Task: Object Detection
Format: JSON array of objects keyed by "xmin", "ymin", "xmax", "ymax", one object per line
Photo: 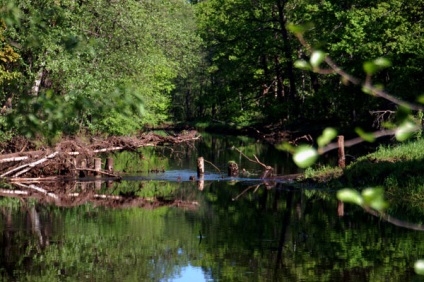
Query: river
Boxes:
[{"xmin": 1, "ymin": 133, "xmax": 423, "ymax": 281}]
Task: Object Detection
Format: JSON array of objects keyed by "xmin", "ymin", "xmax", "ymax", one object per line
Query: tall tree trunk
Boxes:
[
  {"xmin": 274, "ymin": 55, "xmax": 284, "ymax": 101},
  {"xmin": 310, "ymin": 71, "xmax": 320, "ymax": 94},
  {"xmin": 276, "ymin": 0, "xmax": 297, "ymax": 113},
  {"xmin": 185, "ymin": 89, "xmax": 192, "ymax": 121}
]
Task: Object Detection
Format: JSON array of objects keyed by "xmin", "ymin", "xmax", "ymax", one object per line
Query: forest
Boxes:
[
  {"xmin": 0, "ymin": 0, "xmax": 423, "ymax": 140},
  {"xmin": 1, "ymin": 1, "xmax": 424, "ymax": 280}
]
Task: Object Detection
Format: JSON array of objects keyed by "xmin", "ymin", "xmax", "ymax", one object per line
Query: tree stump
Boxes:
[
  {"xmin": 79, "ymin": 159, "xmax": 87, "ymax": 178},
  {"xmin": 228, "ymin": 161, "xmax": 239, "ymax": 177},
  {"xmin": 106, "ymin": 157, "xmax": 114, "ymax": 172},
  {"xmin": 197, "ymin": 157, "xmax": 204, "ymax": 178},
  {"xmin": 338, "ymin": 135, "xmax": 346, "ymax": 168},
  {"xmin": 94, "ymin": 158, "xmax": 102, "ymax": 178}
]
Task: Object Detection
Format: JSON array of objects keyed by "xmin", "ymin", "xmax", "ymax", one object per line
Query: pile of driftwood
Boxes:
[
  {"xmin": 0, "ymin": 131, "xmax": 201, "ymax": 209},
  {"xmin": 0, "ymin": 130, "xmax": 200, "ymax": 181}
]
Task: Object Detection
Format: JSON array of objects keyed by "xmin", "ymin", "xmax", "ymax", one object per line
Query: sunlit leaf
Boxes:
[
  {"xmin": 415, "ymin": 260, "xmax": 424, "ymax": 275},
  {"xmin": 363, "ymin": 58, "xmax": 391, "ymax": 75},
  {"xmin": 362, "ymin": 187, "xmax": 387, "ymax": 211},
  {"xmin": 294, "ymin": 60, "xmax": 311, "ymax": 71},
  {"xmin": 286, "ymin": 22, "xmax": 314, "ymax": 34},
  {"xmin": 381, "ymin": 121, "xmax": 395, "ymax": 129},
  {"xmin": 363, "ymin": 61, "xmax": 378, "ymax": 75},
  {"xmin": 317, "ymin": 127, "xmax": 337, "ymax": 147},
  {"xmin": 395, "ymin": 120, "xmax": 418, "ymax": 141},
  {"xmin": 337, "ymin": 188, "xmax": 364, "ymax": 206},
  {"xmin": 417, "ymin": 95, "xmax": 424, "ymax": 104},
  {"xmin": 374, "ymin": 57, "xmax": 392, "ymax": 68},
  {"xmin": 293, "ymin": 145, "xmax": 318, "ymax": 168},
  {"xmin": 355, "ymin": 128, "xmax": 375, "ymax": 142},
  {"xmin": 276, "ymin": 142, "xmax": 295, "ymax": 153},
  {"xmin": 361, "ymin": 86, "xmax": 374, "ymax": 95},
  {"xmin": 310, "ymin": 51, "xmax": 326, "ymax": 68},
  {"xmin": 395, "ymin": 106, "xmax": 411, "ymax": 123}
]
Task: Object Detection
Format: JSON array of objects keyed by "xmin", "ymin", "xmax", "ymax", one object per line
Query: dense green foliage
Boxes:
[
  {"xmin": 184, "ymin": 0, "xmax": 424, "ymax": 129},
  {"xmin": 1, "ymin": 0, "xmax": 423, "ymax": 138},
  {"xmin": 0, "ymin": 0, "xmax": 202, "ymax": 137}
]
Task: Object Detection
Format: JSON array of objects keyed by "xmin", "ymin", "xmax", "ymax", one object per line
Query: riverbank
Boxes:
[{"xmin": 301, "ymin": 138, "xmax": 424, "ymax": 190}]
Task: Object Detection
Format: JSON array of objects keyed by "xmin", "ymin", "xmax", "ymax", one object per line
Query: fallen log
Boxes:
[{"xmin": 1, "ymin": 152, "xmax": 59, "ymax": 178}]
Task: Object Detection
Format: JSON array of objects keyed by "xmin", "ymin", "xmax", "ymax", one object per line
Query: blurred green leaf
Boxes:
[
  {"xmin": 395, "ymin": 120, "xmax": 418, "ymax": 141},
  {"xmin": 294, "ymin": 60, "xmax": 312, "ymax": 71},
  {"xmin": 362, "ymin": 187, "xmax": 387, "ymax": 211},
  {"xmin": 310, "ymin": 51, "xmax": 326, "ymax": 68},
  {"xmin": 374, "ymin": 57, "xmax": 392, "ymax": 68},
  {"xmin": 317, "ymin": 127, "xmax": 337, "ymax": 147},
  {"xmin": 363, "ymin": 62, "xmax": 378, "ymax": 75},
  {"xmin": 286, "ymin": 22, "xmax": 314, "ymax": 34},
  {"xmin": 337, "ymin": 188, "xmax": 364, "ymax": 206},
  {"xmin": 363, "ymin": 57, "xmax": 391, "ymax": 75},
  {"xmin": 293, "ymin": 145, "xmax": 318, "ymax": 168},
  {"xmin": 361, "ymin": 85, "xmax": 374, "ymax": 95},
  {"xmin": 276, "ymin": 142, "xmax": 295, "ymax": 153},
  {"xmin": 415, "ymin": 260, "xmax": 424, "ymax": 275},
  {"xmin": 395, "ymin": 106, "xmax": 412, "ymax": 123},
  {"xmin": 355, "ymin": 127, "xmax": 376, "ymax": 142}
]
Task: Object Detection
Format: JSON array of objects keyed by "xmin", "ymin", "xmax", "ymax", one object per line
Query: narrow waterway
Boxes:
[{"xmin": 0, "ymin": 133, "xmax": 423, "ymax": 281}]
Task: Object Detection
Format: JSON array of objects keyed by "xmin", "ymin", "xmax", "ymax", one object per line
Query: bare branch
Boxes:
[
  {"xmin": 203, "ymin": 159, "xmax": 221, "ymax": 174},
  {"xmin": 232, "ymin": 146, "xmax": 268, "ymax": 169},
  {"xmin": 295, "ymin": 33, "xmax": 424, "ymax": 111},
  {"xmin": 318, "ymin": 129, "xmax": 397, "ymax": 155}
]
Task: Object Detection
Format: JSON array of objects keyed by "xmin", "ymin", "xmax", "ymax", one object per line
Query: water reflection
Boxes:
[
  {"xmin": 169, "ymin": 264, "xmax": 209, "ymax": 282},
  {"xmin": 1, "ymin": 134, "xmax": 424, "ymax": 281},
  {"xmin": 1, "ymin": 180, "xmax": 424, "ymax": 281}
]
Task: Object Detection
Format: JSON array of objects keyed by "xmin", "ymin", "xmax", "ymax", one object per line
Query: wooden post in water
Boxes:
[
  {"xmin": 72, "ymin": 158, "xmax": 78, "ymax": 178},
  {"xmin": 337, "ymin": 200, "xmax": 344, "ymax": 217},
  {"xmin": 338, "ymin": 135, "xmax": 346, "ymax": 169},
  {"xmin": 197, "ymin": 179, "xmax": 204, "ymax": 191},
  {"xmin": 94, "ymin": 158, "xmax": 102, "ymax": 178},
  {"xmin": 197, "ymin": 157, "xmax": 204, "ymax": 178},
  {"xmin": 80, "ymin": 159, "xmax": 87, "ymax": 178},
  {"xmin": 105, "ymin": 157, "xmax": 114, "ymax": 172}
]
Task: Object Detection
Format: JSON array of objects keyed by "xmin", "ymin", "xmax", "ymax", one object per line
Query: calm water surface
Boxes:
[{"xmin": 1, "ymin": 134, "xmax": 424, "ymax": 281}]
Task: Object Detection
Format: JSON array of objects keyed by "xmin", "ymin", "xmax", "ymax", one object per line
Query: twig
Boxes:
[
  {"xmin": 204, "ymin": 159, "xmax": 221, "ymax": 173},
  {"xmin": 295, "ymin": 32, "xmax": 424, "ymax": 111},
  {"xmin": 318, "ymin": 129, "xmax": 396, "ymax": 155},
  {"xmin": 74, "ymin": 168, "xmax": 121, "ymax": 178},
  {"xmin": 232, "ymin": 184, "xmax": 262, "ymax": 201},
  {"xmin": 232, "ymin": 147, "xmax": 268, "ymax": 169},
  {"xmin": 364, "ymin": 206, "xmax": 424, "ymax": 231}
]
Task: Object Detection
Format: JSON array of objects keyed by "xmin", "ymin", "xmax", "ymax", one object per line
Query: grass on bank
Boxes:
[{"xmin": 303, "ymin": 138, "xmax": 424, "ymax": 189}]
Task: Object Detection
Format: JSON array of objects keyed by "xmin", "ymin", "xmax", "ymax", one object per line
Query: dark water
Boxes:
[{"xmin": 1, "ymin": 134, "xmax": 424, "ymax": 281}]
